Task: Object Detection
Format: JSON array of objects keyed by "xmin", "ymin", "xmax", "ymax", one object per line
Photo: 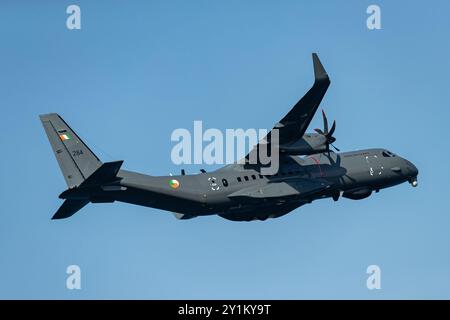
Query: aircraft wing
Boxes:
[
  {"xmin": 227, "ymin": 178, "xmax": 332, "ymax": 201},
  {"xmin": 246, "ymin": 53, "xmax": 330, "ymax": 161}
]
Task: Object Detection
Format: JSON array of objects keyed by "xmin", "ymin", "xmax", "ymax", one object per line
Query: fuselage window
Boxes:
[
  {"xmin": 258, "ymin": 174, "xmax": 263, "ymax": 179},
  {"xmin": 251, "ymin": 175, "xmax": 256, "ymax": 180},
  {"xmin": 222, "ymin": 179, "xmax": 228, "ymax": 187},
  {"xmin": 237, "ymin": 177, "xmax": 242, "ymax": 182},
  {"xmin": 382, "ymin": 151, "xmax": 395, "ymax": 157},
  {"xmin": 244, "ymin": 176, "xmax": 249, "ymax": 181}
]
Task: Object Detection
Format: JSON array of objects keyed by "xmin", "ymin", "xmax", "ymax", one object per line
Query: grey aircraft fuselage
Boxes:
[
  {"xmin": 64, "ymin": 148, "xmax": 417, "ymax": 221},
  {"xmin": 40, "ymin": 53, "xmax": 418, "ymax": 221}
]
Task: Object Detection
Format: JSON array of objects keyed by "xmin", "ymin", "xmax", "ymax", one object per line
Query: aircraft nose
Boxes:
[
  {"xmin": 404, "ymin": 159, "xmax": 418, "ymax": 176},
  {"xmin": 403, "ymin": 158, "xmax": 418, "ymax": 187}
]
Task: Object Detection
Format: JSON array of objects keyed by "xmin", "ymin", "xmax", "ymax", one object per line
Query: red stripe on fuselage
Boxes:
[{"xmin": 310, "ymin": 156, "xmax": 325, "ymax": 177}]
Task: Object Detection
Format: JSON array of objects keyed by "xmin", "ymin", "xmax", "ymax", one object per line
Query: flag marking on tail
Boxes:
[{"xmin": 59, "ymin": 134, "xmax": 71, "ymax": 141}]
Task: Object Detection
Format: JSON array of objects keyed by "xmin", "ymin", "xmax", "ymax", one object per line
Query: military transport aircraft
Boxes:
[{"xmin": 40, "ymin": 53, "xmax": 418, "ymax": 221}]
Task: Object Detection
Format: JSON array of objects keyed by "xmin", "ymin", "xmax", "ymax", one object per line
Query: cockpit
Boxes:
[{"xmin": 382, "ymin": 150, "xmax": 396, "ymax": 157}]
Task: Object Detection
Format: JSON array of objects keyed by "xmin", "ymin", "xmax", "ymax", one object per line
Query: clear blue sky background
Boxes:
[{"xmin": 1, "ymin": 0, "xmax": 449, "ymax": 299}]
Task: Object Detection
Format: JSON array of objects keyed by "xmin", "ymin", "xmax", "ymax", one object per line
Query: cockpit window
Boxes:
[{"xmin": 382, "ymin": 150, "xmax": 396, "ymax": 157}]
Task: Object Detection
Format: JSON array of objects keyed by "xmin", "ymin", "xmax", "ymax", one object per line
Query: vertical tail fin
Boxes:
[{"xmin": 39, "ymin": 113, "xmax": 102, "ymax": 188}]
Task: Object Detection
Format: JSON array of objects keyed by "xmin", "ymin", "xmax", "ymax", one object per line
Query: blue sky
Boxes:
[{"xmin": 0, "ymin": 0, "xmax": 449, "ymax": 299}]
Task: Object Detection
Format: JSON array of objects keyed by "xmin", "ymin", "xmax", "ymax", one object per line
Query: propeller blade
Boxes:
[
  {"xmin": 314, "ymin": 128, "xmax": 324, "ymax": 135},
  {"xmin": 331, "ymin": 143, "xmax": 340, "ymax": 152},
  {"xmin": 315, "ymin": 111, "xmax": 338, "ymax": 152},
  {"xmin": 322, "ymin": 110, "xmax": 329, "ymax": 134},
  {"xmin": 328, "ymin": 120, "xmax": 336, "ymax": 137}
]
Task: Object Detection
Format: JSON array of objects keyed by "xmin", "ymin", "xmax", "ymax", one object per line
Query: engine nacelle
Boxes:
[
  {"xmin": 279, "ymin": 133, "xmax": 327, "ymax": 155},
  {"xmin": 342, "ymin": 188, "xmax": 372, "ymax": 200}
]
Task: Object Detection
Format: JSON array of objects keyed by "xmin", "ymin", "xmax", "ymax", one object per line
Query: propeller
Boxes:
[{"xmin": 314, "ymin": 110, "xmax": 340, "ymax": 151}]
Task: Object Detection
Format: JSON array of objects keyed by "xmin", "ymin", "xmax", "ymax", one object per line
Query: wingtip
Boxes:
[{"xmin": 312, "ymin": 53, "xmax": 329, "ymax": 82}]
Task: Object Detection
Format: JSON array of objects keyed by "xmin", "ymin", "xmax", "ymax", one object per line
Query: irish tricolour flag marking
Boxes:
[
  {"xmin": 59, "ymin": 134, "xmax": 71, "ymax": 141},
  {"xmin": 169, "ymin": 179, "xmax": 180, "ymax": 189}
]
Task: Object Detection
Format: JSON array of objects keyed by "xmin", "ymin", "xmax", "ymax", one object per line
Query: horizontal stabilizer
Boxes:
[
  {"xmin": 81, "ymin": 161, "xmax": 124, "ymax": 186},
  {"xmin": 52, "ymin": 199, "xmax": 89, "ymax": 220}
]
